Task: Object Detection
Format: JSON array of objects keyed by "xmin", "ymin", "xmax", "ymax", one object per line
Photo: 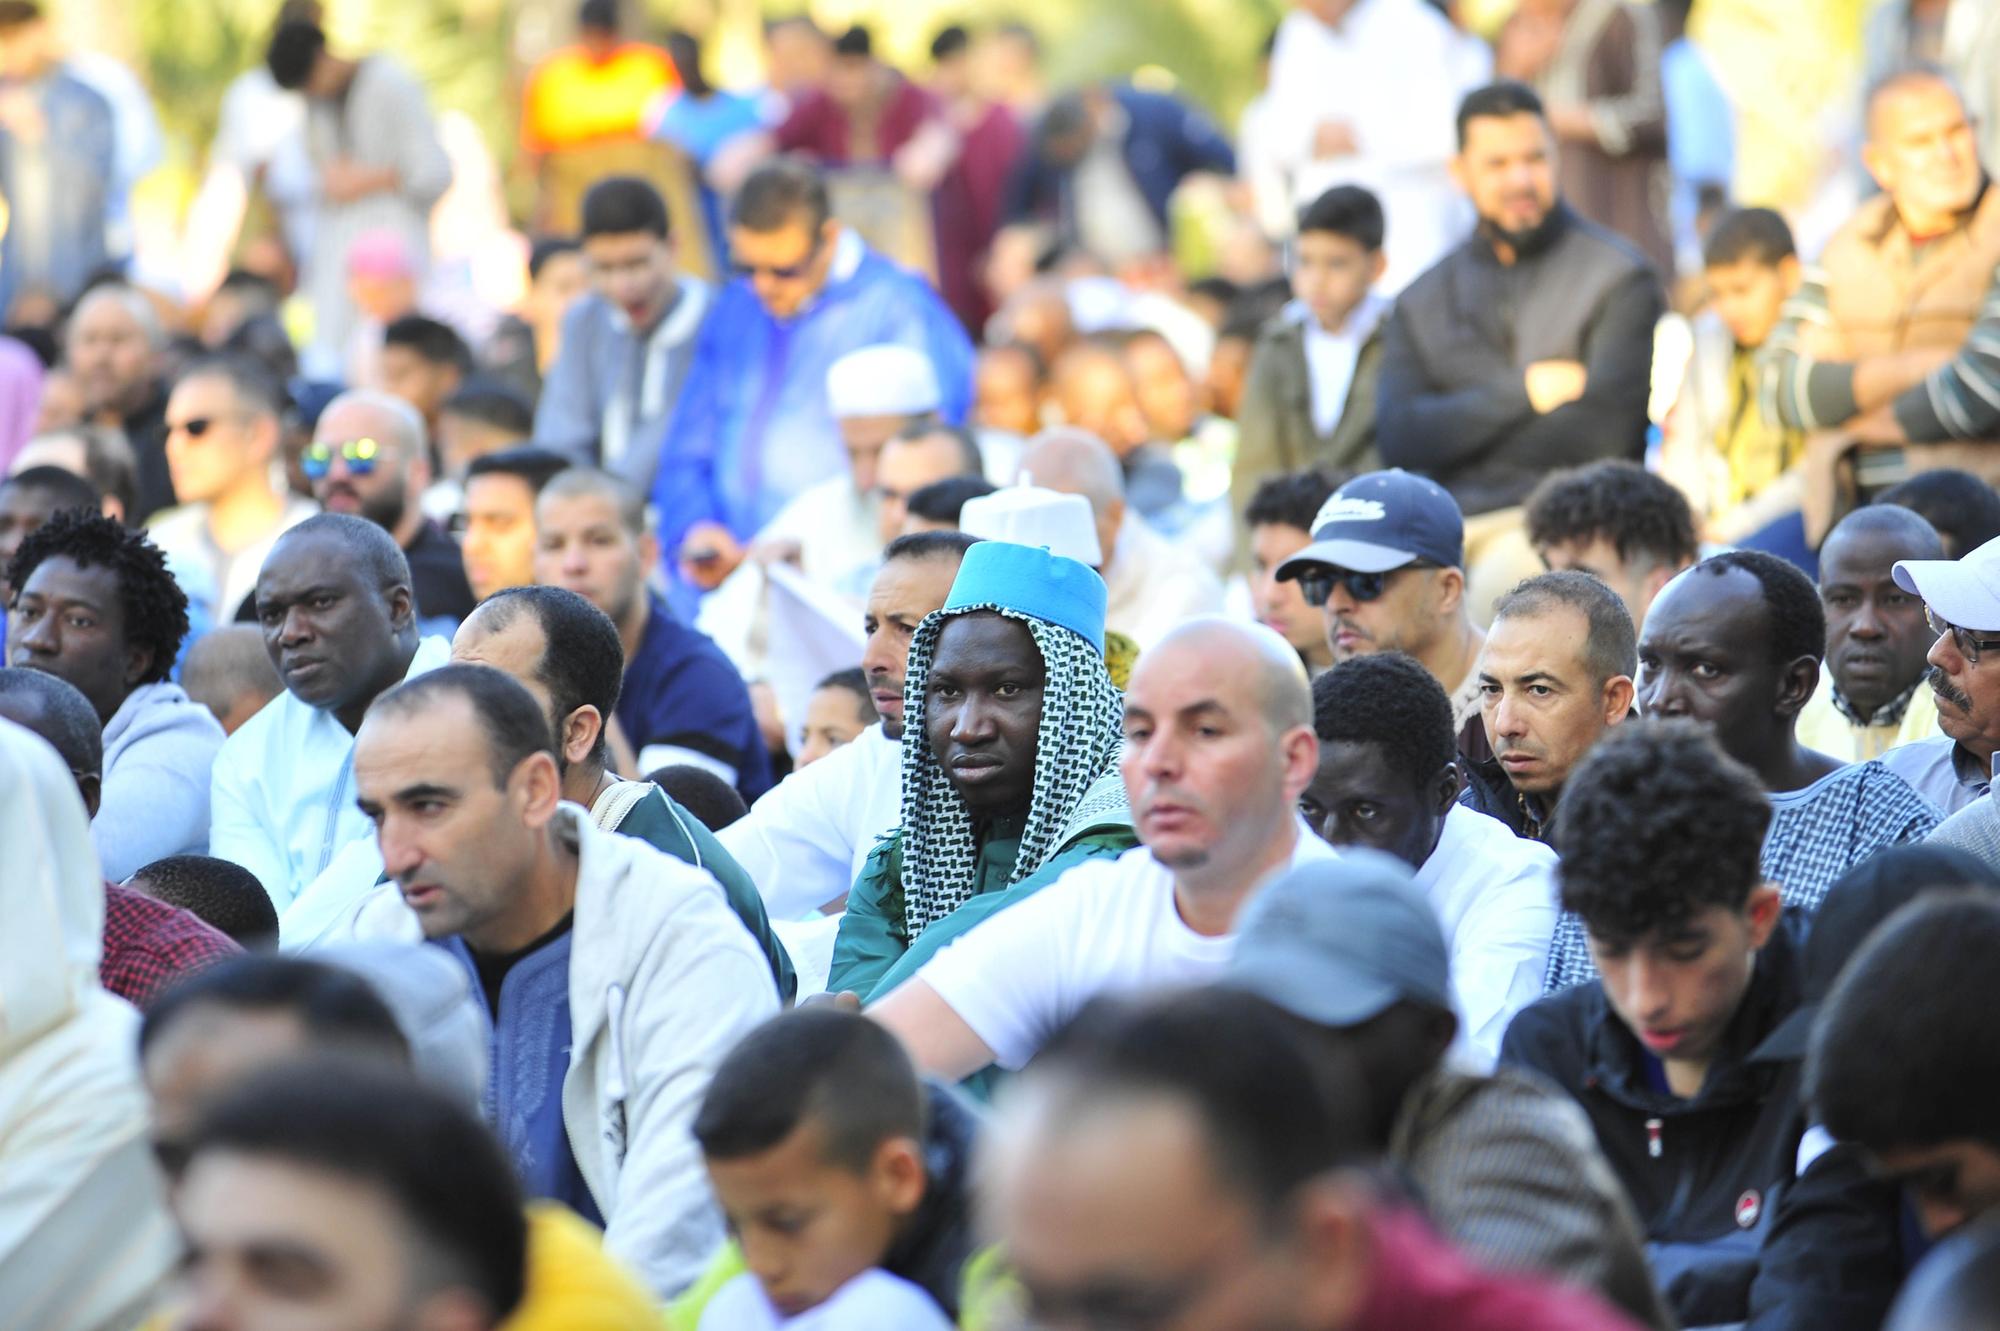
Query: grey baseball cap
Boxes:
[{"xmin": 1224, "ymin": 850, "xmax": 1452, "ymax": 1027}]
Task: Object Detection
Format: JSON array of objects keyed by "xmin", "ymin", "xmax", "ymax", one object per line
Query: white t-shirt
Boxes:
[
  {"xmin": 1415, "ymin": 804, "xmax": 1560, "ymax": 1068},
  {"xmin": 918, "ymin": 827, "xmax": 1338, "ymax": 1070},
  {"xmin": 719, "ymin": 723, "xmax": 903, "ymax": 919},
  {"xmin": 698, "ymin": 1269, "xmax": 953, "ymax": 1331}
]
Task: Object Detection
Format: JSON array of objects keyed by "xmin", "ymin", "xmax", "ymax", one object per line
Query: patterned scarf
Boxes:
[{"xmin": 898, "ymin": 603, "xmax": 1126, "ymax": 940}]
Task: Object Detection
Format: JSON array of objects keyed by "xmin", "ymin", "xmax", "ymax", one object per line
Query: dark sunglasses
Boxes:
[
  {"xmin": 1296, "ymin": 562, "xmax": 1435, "ymax": 608},
  {"xmin": 1927, "ymin": 605, "xmax": 2000, "ymax": 665},
  {"xmin": 301, "ymin": 437, "xmax": 384, "ymax": 480},
  {"xmin": 166, "ymin": 414, "xmax": 242, "ymax": 439},
  {"xmin": 731, "ymin": 233, "xmax": 825, "ymax": 281}
]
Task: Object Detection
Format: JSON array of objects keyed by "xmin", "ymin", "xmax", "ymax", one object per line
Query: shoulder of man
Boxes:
[{"xmin": 1496, "ymin": 982, "xmax": 1601, "ymax": 1083}]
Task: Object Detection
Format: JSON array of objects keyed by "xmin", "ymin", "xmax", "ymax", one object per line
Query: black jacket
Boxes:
[
  {"xmin": 885, "ymin": 1081, "xmax": 984, "ymax": 1319},
  {"xmin": 1456, "ymin": 753, "xmax": 1555, "ymax": 846},
  {"xmin": 1375, "ymin": 204, "xmax": 1663, "ymax": 516},
  {"xmin": 1743, "ymin": 1139, "xmax": 1912, "ymax": 1331},
  {"xmin": 1498, "ymin": 913, "xmax": 1809, "ymax": 1327}
]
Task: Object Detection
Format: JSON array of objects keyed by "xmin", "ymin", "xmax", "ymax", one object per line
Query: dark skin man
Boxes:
[
  {"xmin": 9, "ymin": 557, "xmax": 152, "ymax": 724},
  {"xmin": 1300, "ymin": 739, "xmax": 1456, "ymax": 870},
  {"xmin": 253, "ymin": 526, "xmax": 421, "ymax": 735},
  {"xmin": 926, "ymin": 612, "xmax": 1045, "ymax": 818},
  {"xmin": 1637, "ymin": 565, "xmax": 1842, "ymax": 793},
  {"xmin": 1817, "ymin": 508, "xmax": 1944, "ymax": 723}
]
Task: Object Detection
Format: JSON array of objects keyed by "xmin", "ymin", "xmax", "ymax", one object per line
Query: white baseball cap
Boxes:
[{"xmin": 1893, "ymin": 533, "xmax": 2000, "ymax": 633}]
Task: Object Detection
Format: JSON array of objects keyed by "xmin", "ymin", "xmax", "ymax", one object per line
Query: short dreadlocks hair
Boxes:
[
  {"xmin": 5, "ymin": 509, "xmax": 189, "ymax": 686},
  {"xmin": 1696, "ymin": 548, "xmax": 1827, "ymax": 671},
  {"xmin": 1310, "ymin": 653, "xmax": 1456, "ymax": 794},
  {"xmin": 1555, "ymin": 718, "xmax": 1771, "ymax": 944},
  {"xmin": 1526, "ymin": 461, "xmax": 1698, "ymax": 573}
]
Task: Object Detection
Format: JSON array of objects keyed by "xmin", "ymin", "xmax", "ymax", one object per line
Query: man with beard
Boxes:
[
  {"xmin": 1375, "ymin": 81, "xmax": 1662, "ymax": 623},
  {"xmin": 304, "ymin": 389, "xmax": 476, "ymax": 628}
]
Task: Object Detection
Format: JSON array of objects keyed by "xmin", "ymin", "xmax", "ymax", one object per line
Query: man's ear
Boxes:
[
  {"xmin": 515, "ymin": 750, "xmax": 564, "ymax": 827},
  {"xmin": 1432, "ymin": 565, "xmax": 1466, "ymax": 617},
  {"xmin": 1433, "ymin": 762, "xmax": 1460, "ymax": 816},
  {"xmin": 1774, "ymin": 654, "xmax": 1820, "ymax": 719},
  {"xmin": 1602, "ymin": 674, "xmax": 1636, "ymax": 724},
  {"xmin": 1777, "ymin": 253, "xmax": 1803, "ymax": 297},
  {"xmin": 387, "ymin": 582, "xmax": 416, "ymax": 632},
  {"xmin": 639, "ymin": 531, "xmax": 661, "ymax": 577},
  {"xmin": 1279, "ymin": 725, "xmax": 1321, "ymax": 805},
  {"xmin": 1745, "ymin": 883, "xmax": 1783, "ymax": 949},
  {"xmin": 1367, "ymin": 249, "xmax": 1387, "ymax": 286},
  {"xmin": 76, "ymin": 771, "xmax": 102, "ymax": 820},
  {"xmin": 1289, "ymin": 1173, "xmax": 1373, "ymax": 1329},
  {"xmin": 563, "ymin": 705, "xmax": 604, "ymax": 769},
  {"xmin": 870, "ymin": 1136, "xmax": 928, "ymax": 1217},
  {"xmin": 125, "ymin": 642, "xmax": 156, "ymax": 689}
]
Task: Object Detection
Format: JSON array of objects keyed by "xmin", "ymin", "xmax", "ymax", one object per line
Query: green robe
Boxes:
[
  {"xmin": 593, "ymin": 779, "xmax": 797, "ymax": 1004},
  {"xmin": 829, "ymin": 806, "xmax": 1138, "ymax": 1002}
]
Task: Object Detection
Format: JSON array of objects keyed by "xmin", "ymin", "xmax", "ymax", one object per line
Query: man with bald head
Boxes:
[
  {"xmin": 307, "ymin": 388, "xmax": 475, "ymax": 627},
  {"xmin": 65, "ymin": 283, "xmax": 175, "ymax": 521},
  {"xmin": 869, "ymin": 617, "xmax": 1327, "ymax": 1082},
  {"xmin": 209, "ymin": 512, "xmax": 452, "ymax": 923},
  {"xmin": 1016, "ymin": 427, "xmax": 1222, "ymax": 649},
  {"xmin": 1798, "ymin": 505, "xmax": 1949, "ymax": 761},
  {"xmin": 1764, "ymin": 68, "xmax": 2000, "ymax": 540}
]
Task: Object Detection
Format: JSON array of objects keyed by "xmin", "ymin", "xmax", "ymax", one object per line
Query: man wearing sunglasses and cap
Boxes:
[
  {"xmin": 1893, "ymin": 533, "xmax": 2000, "ymax": 864},
  {"xmin": 1277, "ymin": 468, "xmax": 1488, "ymax": 755},
  {"xmin": 302, "ymin": 388, "xmax": 476, "ymax": 631}
]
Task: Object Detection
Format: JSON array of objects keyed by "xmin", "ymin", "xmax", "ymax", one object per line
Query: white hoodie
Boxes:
[
  {"xmin": 0, "ymin": 720, "xmax": 177, "ymax": 1329},
  {"xmin": 330, "ymin": 802, "xmax": 779, "ymax": 1295}
]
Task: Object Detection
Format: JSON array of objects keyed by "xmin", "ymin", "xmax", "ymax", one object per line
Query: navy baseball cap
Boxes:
[{"xmin": 1276, "ymin": 469, "xmax": 1466, "ymax": 581}]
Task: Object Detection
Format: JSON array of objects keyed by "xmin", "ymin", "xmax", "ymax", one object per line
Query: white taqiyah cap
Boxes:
[
  {"xmin": 825, "ymin": 344, "xmax": 943, "ymax": 420},
  {"xmin": 958, "ymin": 483, "xmax": 1103, "ymax": 566}
]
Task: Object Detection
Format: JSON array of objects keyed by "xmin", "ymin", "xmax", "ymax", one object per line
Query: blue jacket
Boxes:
[
  {"xmin": 1003, "ymin": 84, "xmax": 1236, "ymax": 234},
  {"xmin": 0, "ymin": 69, "xmax": 116, "ymax": 311},
  {"xmin": 648, "ymin": 235, "xmax": 973, "ymax": 562}
]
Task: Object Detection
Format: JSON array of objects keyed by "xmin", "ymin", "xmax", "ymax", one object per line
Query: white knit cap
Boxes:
[
  {"xmin": 959, "ymin": 484, "xmax": 1104, "ymax": 566},
  {"xmin": 825, "ymin": 344, "xmax": 943, "ymax": 419}
]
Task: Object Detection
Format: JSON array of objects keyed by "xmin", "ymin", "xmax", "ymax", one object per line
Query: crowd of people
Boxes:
[{"xmin": 8, "ymin": 0, "xmax": 2000, "ymax": 1327}]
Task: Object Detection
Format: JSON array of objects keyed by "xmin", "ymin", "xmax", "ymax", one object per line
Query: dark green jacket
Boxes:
[
  {"xmin": 830, "ymin": 806, "xmax": 1137, "ymax": 1002},
  {"xmin": 591, "ymin": 779, "xmax": 796, "ymax": 1004}
]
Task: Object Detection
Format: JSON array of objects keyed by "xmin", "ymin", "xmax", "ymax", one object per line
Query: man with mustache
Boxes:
[
  {"xmin": 1891, "ymin": 534, "xmax": 2000, "ymax": 848},
  {"xmin": 1375, "ymin": 80, "xmax": 1662, "ymax": 624},
  {"xmin": 305, "ymin": 389, "xmax": 476, "ymax": 630},
  {"xmin": 1796, "ymin": 505, "xmax": 1947, "ymax": 763}
]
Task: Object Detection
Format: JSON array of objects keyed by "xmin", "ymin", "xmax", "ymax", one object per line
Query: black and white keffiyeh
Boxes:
[{"xmin": 897, "ymin": 602, "xmax": 1126, "ymax": 940}]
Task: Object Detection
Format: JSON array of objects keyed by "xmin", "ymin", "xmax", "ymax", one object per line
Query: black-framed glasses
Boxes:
[
  {"xmin": 731, "ymin": 232, "xmax": 825, "ymax": 281},
  {"xmin": 1296, "ymin": 562, "xmax": 1435, "ymax": 609},
  {"xmin": 1927, "ymin": 605, "xmax": 2000, "ymax": 664},
  {"xmin": 301, "ymin": 437, "xmax": 384, "ymax": 480}
]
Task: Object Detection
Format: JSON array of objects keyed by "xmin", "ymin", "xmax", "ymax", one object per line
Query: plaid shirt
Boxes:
[
  {"xmin": 100, "ymin": 882, "xmax": 242, "ymax": 1009},
  {"xmin": 1543, "ymin": 760, "xmax": 1941, "ymax": 991}
]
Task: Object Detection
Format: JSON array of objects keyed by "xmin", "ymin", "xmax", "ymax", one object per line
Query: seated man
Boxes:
[
  {"xmin": 534, "ymin": 467, "xmax": 771, "ymax": 801},
  {"xmin": 180, "ymin": 623, "xmax": 282, "ymax": 736},
  {"xmin": 1277, "ymin": 468, "xmax": 1487, "ymax": 752},
  {"xmin": 830, "ymin": 541, "xmax": 1134, "ymax": 1000},
  {"xmin": 1760, "ymin": 69, "xmax": 2000, "ymax": 542},
  {"xmin": 1542, "ymin": 549, "xmax": 1940, "ymax": 990},
  {"xmin": 0, "ymin": 464, "xmax": 102, "ymax": 660},
  {"xmin": 460, "ymin": 445, "xmax": 570, "ymax": 603},
  {"xmin": 1463, "ymin": 570, "xmax": 1637, "ymax": 844},
  {"xmin": 1875, "ymin": 470, "xmax": 2000, "ymax": 560},
  {"xmin": 1524, "ymin": 460, "xmax": 1698, "ymax": 632},
  {"xmin": 869, "ymin": 619, "xmax": 1327, "ymax": 1082},
  {"xmin": 992, "ymin": 987, "xmax": 1652, "ymax": 1331},
  {"xmin": 451, "ymin": 584, "xmax": 795, "ymax": 1000},
  {"xmin": 377, "ymin": 314, "xmax": 471, "ymax": 443},
  {"xmin": 139, "ymin": 953, "xmax": 664, "ymax": 1329},
  {"xmin": 336, "ymin": 664, "xmax": 781, "ymax": 1294},
  {"xmin": 1245, "ymin": 468, "xmax": 1341, "ymax": 677},
  {"xmin": 1880, "ymin": 530, "xmax": 2000, "ymax": 816},
  {"xmin": 1227, "ymin": 854, "xmax": 1672, "ymax": 1330},
  {"xmin": 0, "ymin": 667, "xmax": 240, "ymax": 1008},
  {"xmin": 1302, "ymin": 653, "xmax": 1558, "ymax": 1064},
  {"xmin": 7, "ymin": 509, "xmax": 225, "ymax": 879},
  {"xmin": 1808, "ymin": 891, "xmax": 2000, "ymax": 1243},
  {"xmin": 436, "ymin": 379, "xmax": 534, "ymax": 479},
  {"xmin": 127, "ymin": 853, "xmax": 279, "ymax": 949},
  {"xmin": 305, "ymin": 389, "xmax": 476, "ymax": 628},
  {"xmin": 1797, "ymin": 505, "xmax": 1947, "ymax": 761},
  {"xmin": 719, "ymin": 532, "xmax": 975, "ymax": 919},
  {"xmin": 673, "ymin": 1009, "xmax": 980, "ymax": 1328},
  {"xmin": 172, "ymin": 1060, "xmax": 530, "ymax": 1331},
  {"xmin": 209, "ymin": 514, "xmax": 451, "ymax": 920},
  {"xmin": 1501, "ymin": 718, "xmax": 1810, "ymax": 1328}
]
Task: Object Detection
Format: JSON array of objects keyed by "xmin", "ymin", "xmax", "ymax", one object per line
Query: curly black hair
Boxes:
[
  {"xmin": 1554, "ymin": 718, "xmax": 1771, "ymax": 943},
  {"xmin": 1246, "ymin": 469, "xmax": 1342, "ymax": 533},
  {"xmin": 5, "ymin": 509, "xmax": 189, "ymax": 686},
  {"xmin": 1525, "ymin": 460, "xmax": 1698, "ymax": 571},
  {"xmin": 1310, "ymin": 653, "xmax": 1455, "ymax": 793},
  {"xmin": 1696, "ymin": 548, "xmax": 1827, "ymax": 670}
]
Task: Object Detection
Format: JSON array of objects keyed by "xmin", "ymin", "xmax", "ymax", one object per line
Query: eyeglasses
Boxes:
[
  {"xmin": 301, "ymin": 437, "xmax": 384, "ymax": 480},
  {"xmin": 731, "ymin": 233, "xmax": 825, "ymax": 282},
  {"xmin": 1295, "ymin": 562, "xmax": 1434, "ymax": 608},
  {"xmin": 1927, "ymin": 605, "xmax": 2000, "ymax": 664}
]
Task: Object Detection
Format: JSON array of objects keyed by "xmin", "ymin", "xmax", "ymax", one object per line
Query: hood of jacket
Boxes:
[{"xmin": 102, "ymin": 679, "xmax": 226, "ymax": 757}]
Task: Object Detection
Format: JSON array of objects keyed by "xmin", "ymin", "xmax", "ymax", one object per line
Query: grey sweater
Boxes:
[{"xmin": 94, "ymin": 680, "xmax": 226, "ymax": 882}]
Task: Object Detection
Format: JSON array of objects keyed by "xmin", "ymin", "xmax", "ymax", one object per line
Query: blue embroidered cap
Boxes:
[{"xmin": 946, "ymin": 540, "xmax": 1108, "ymax": 654}]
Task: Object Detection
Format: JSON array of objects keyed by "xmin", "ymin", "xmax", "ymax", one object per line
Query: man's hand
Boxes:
[
  {"xmin": 747, "ymin": 535, "xmax": 805, "ymax": 571},
  {"xmin": 677, "ymin": 521, "xmax": 745, "ymax": 590},
  {"xmin": 1312, "ymin": 120, "xmax": 1360, "ymax": 159},
  {"xmin": 1526, "ymin": 360, "xmax": 1589, "ymax": 414}
]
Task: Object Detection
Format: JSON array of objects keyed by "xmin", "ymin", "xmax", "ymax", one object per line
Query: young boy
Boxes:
[
  {"xmin": 1231, "ymin": 183, "xmax": 1390, "ymax": 555},
  {"xmin": 1660, "ymin": 206, "xmax": 1805, "ymax": 545},
  {"xmin": 1499, "ymin": 718, "xmax": 1809, "ymax": 1328},
  {"xmin": 674, "ymin": 1009, "xmax": 983, "ymax": 1329}
]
